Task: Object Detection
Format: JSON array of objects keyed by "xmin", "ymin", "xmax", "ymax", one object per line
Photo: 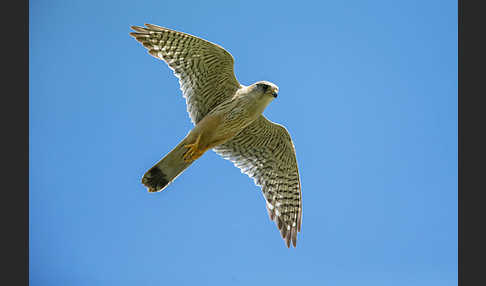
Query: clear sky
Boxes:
[{"xmin": 30, "ymin": 0, "xmax": 457, "ymax": 285}]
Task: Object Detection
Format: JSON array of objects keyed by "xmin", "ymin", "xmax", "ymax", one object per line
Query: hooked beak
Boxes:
[{"xmin": 272, "ymin": 92, "xmax": 278, "ymax": 98}]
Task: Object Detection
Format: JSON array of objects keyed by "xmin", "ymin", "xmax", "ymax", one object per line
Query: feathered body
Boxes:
[{"xmin": 142, "ymin": 83, "xmax": 277, "ymax": 192}]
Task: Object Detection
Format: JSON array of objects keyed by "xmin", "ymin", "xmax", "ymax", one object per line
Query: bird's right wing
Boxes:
[
  {"xmin": 130, "ymin": 24, "xmax": 241, "ymax": 124},
  {"xmin": 213, "ymin": 115, "xmax": 302, "ymax": 247}
]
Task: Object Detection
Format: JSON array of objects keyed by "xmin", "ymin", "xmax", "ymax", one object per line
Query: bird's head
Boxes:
[{"xmin": 254, "ymin": 81, "xmax": 279, "ymax": 99}]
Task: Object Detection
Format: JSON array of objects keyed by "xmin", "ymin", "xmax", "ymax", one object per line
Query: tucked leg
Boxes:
[{"xmin": 183, "ymin": 133, "xmax": 206, "ymax": 162}]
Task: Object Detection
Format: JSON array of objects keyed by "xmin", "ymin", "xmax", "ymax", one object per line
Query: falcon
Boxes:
[{"xmin": 130, "ymin": 24, "xmax": 302, "ymax": 247}]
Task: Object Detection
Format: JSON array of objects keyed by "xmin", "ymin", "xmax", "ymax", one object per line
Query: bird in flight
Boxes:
[{"xmin": 130, "ymin": 24, "xmax": 302, "ymax": 247}]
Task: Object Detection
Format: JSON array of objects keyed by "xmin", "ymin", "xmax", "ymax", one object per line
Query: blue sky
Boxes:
[{"xmin": 30, "ymin": 0, "xmax": 457, "ymax": 285}]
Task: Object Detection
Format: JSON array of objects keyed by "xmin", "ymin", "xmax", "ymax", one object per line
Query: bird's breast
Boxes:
[{"xmin": 206, "ymin": 97, "xmax": 262, "ymax": 141}]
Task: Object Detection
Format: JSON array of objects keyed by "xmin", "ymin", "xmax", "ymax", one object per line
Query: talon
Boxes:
[
  {"xmin": 183, "ymin": 144, "xmax": 203, "ymax": 162},
  {"xmin": 183, "ymin": 134, "xmax": 203, "ymax": 162},
  {"xmin": 183, "ymin": 144, "xmax": 196, "ymax": 162}
]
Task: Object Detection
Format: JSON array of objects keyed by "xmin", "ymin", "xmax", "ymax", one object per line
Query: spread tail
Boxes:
[{"xmin": 141, "ymin": 136, "xmax": 196, "ymax": 192}]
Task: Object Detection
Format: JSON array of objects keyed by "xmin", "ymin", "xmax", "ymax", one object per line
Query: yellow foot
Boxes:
[
  {"xmin": 183, "ymin": 143, "xmax": 204, "ymax": 162},
  {"xmin": 183, "ymin": 134, "xmax": 204, "ymax": 162}
]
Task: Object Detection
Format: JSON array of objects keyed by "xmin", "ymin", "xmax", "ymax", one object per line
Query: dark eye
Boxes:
[{"xmin": 258, "ymin": 83, "xmax": 269, "ymax": 93}]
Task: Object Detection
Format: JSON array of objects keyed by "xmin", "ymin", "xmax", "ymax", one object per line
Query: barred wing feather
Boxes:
[
  {"xmin": 213, "ymin": 115, "xmax": 302, "ymax": 247},
  {"xmin": 130, "ymin": 24, "xmax": 241, "ymax": 124}
]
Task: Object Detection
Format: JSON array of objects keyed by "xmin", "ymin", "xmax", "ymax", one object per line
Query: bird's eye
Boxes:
[{"xmin": 258, "ymin": 83, "xmax": 269, "ymax": 93}]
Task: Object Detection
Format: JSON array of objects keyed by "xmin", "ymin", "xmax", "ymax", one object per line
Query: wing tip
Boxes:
[
  {"xmin": 131, "ymin": 24, "xmax": 166, "ymax": 33},
  {"xmin": 144, "ymin": 23, "xmax": 166, "ymax": 31},
  {"xmin": 273, "ymin": 215, "xmax": 299, "ymax": 248},
  {"xmin": 129, "ymin": 32, "xmax": 144, "ymax": 39},
  {"xmin": 130, "ymin": 25, "xmax": 149, "ymax": 33}
]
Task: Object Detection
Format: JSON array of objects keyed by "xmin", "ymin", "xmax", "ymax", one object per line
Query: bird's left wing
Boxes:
[
  {"xmin": 130, "ymin": 24, "xmax": 241, "ymax": 124},
  {"xmin": 213, "ymin": 115, "xmax": 302, "ymax": 247}
]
